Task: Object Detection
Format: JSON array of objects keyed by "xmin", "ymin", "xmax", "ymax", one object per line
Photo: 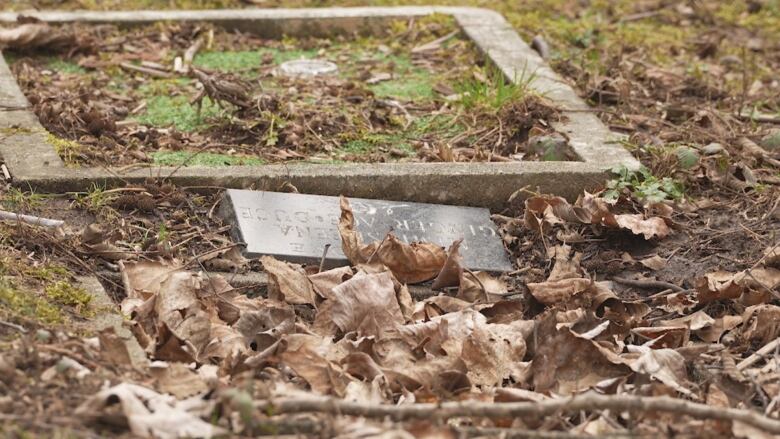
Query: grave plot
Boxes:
[
  {"xmin": 0, "ymin": 7, "xmax": 639, "ymax": 206},
  {"xmin": 7, "ymin": 16, "xmax": 569, "ymax": 167}
]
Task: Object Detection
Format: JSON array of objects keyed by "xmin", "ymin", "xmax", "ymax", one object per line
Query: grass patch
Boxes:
[
  {"xmin": 456, "ymin": 67, "xmax": 533, "ymax": 111},
  {"xmin": 46, "ymin": 58, "xmax": 85, "ymax": 74},
  {"xmin": 151, "ymin": 150, "xmax": 265, "ymax": 166},
  {"xmin": 339, "ymin": 114, "xmax": 463, "ymax": 156},
  {"xmin": 136, "ymin": 95, "xmax": 221, "ymax": 132},
  {"xmin": 0, "ymin": 187, "xmax": 46, "ymax": 210},
  {"xmin": 367, "ymin": 53, "xmax": 437, "ymax": 101}
]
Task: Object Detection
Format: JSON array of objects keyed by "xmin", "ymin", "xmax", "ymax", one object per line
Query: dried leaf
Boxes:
[
  {"xmin": 339, "ymin": 197, "xmax": 446, "ymax": 283},
  {"xmin": 261, "ymin": 256, "xmax": 316, "ymax": 305},
  {"xmin": 330, "ymin": 271, "xmax": 405, "ymax": 337},
  {"xmin": 75, "ymin": 382, "xmax": 225, "ymax": 439},
  {"xmin": 431, "ymin": 239, "xmax": 463, "ymax": 290}
]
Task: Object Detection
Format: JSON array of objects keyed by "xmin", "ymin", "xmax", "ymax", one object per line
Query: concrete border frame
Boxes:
[{"xmin": 0, "ymin": 6, "xmax": 639, "ymax": 208}]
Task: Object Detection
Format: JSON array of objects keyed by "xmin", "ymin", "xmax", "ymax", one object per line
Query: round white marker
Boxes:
[{"xmin": 278, "ymin": 59, "xmax": 338, "ymax": 77}]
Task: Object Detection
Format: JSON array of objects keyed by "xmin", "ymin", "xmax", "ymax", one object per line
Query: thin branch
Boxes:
[
  {"xmin": 254, "ymin": 393, "xmax": 780, "ymax": 434},
  {"xmin": 0, "ymin": 209, "xmax": 64, "ymax": 229},
  {"xmin": 738, "ymin": 337, "xmax": 780, "ymax": 371},
  {"xmin": 611, "ymin": 276, "xmax": 684, "ymax": 292},
  {"xmin": 119, "ymin": 61, "xmax": 173, "ymax": 78}
]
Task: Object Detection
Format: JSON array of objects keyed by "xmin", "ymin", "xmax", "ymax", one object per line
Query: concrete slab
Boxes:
[
  {"xmin": 76, "ymin": 276, "xmax": 148, "ymax": 367},
  {"xmin": 0, "ymin": 7, "xmax": 640, "ymax": 208}
]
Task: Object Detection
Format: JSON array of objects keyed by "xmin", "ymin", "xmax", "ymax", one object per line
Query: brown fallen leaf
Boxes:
[
  {"xmin": 740, "ymin": 304, "xmax": 780, "ymax": 345},
  {"xmin": 261, "ymin": 256, "xmax": 317, "ymax": 305},
  {"xmin": 431, "ymin": 239, "xmax": 464, "ymax": 290},
  {"xmin": 623, "ymin": 345, "xmax": 695, "ymax": 395},
  {"xmin": 532, "ymin": 315, "xmax": 631, "ymax": 394},
  {"xmin": 151, "ymin": 362, "xmax": 210, "ymax": 399},
  {"xmin": 339, "ymin": 197, "xmax": 446, "ymax": 283},
  {"xmin": 329, "ymin": 271, "xmax": 405, "ymax": 337},
  {"xmin": 640, "ymin": 255, "xmax": 667, "ymax": 270},
  {"xmin": 308, "ymin": 266, "xmax": 353, "ymax": 300}
]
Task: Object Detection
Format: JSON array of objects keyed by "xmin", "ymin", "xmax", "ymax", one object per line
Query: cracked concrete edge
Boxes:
[
  {"xmin": 0, "ymin": 6, "xmax": 639, "ymax": 206},
  {"xmin": 76, "ymin": 276, "xmax": 148, "ymax": 368},
  {"xmin": 17, "ymin": 161, "xmax": 610, "ymax": 208}
]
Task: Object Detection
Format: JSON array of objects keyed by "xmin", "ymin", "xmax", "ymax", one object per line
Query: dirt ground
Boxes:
[{"xmin": 1, "ymin": 1, "xmax": 779, "ymax": 438}]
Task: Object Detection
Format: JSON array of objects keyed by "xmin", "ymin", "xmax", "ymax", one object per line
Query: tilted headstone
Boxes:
[{"xmin": 221, "ymin": 189, "xmax": 513, "ymax": 272}]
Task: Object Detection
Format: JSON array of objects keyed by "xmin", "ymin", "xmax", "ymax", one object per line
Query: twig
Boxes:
[
  {"xmin": 736, "ymin": 112, "xmax": 780, "ymax": 124},
  {"xmin": 737, "ymin": 337, "xmax": 780, "ymax": 371},
  {"xmin": 254, "ymin": 393, "xmax": 780, "ymax": 433},
  {"xmin": 0, "ymin": 319, "xmax": 27, "ymax": 333},
  {"xmin": 175, "ymin": 37, "xmax": 203, "ymax": 74},
  {"xmin": 119, "ymin": 61, "xmax": 173, "ymax": 78},
  {"xmin": 0, "ymin": 210, "xmax": 64, "ymax": 228},
  {"xmin": 611, "ymin": 276, "xmax": 684, "ymax": 292},
  {"xmin": 318, "ymin": 244, "xmax": 331, "ymax": 273},
  {"xmin": 411, "ymin": 30, "xmax": 459, "ymax": 54}
]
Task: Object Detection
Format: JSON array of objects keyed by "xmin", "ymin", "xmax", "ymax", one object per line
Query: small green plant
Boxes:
[
  {"xmin": 604, "ymin": 165, "xmax": 684, "ymax": 203},
  {"xmin": 74, "ymin": 183, "xmax": 116, "ymax": 212},
  {"xmin": 1, "ymin": 187, "xmax": 46, "ymax": 210},
  {"xmin": 456, "ymin": 65, "xmax": 535, "ymax": 111}
]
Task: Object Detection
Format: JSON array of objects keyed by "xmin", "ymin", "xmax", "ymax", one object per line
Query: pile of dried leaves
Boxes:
[{"xmin": 1, "ymin": 190, "xmax": 776, "ymax": 438}]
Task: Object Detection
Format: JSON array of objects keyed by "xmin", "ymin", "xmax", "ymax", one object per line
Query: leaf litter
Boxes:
[{"xmin": 1, "ymin": 1, "xmax": 780, "ymax": 438}]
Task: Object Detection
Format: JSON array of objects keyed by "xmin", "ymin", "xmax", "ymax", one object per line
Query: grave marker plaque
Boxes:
[{"xmin": 222, "ymin": 189, "xmax": 513, "ymax": 272}]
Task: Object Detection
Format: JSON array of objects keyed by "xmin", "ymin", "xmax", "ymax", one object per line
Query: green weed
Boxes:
[
  {"xmin": 456, "ymin": 66, "xmax": 534, "ymax": 111},
  {"xmin": 604, "ymin": 165, "xmax": 684, "ymax": 203},
  {"xmin": 1, "ymin": 187, "xmax": 45, "ymax": 210}
]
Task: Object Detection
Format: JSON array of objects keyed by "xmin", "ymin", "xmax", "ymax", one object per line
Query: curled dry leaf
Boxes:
[
  {"xmin": 740, "ymin": 304, "xmax": 780, "ymax": 345},
  {"xmin": 524, "ymin": 192, "xmax": 671, "ymax": 240},
  {"xmin": 623, "ymin": 345, "xmax": 695, "ymax": 396},
  {"xmin": 696, "ymin": 268, "xmax": 780, "ymax": 304},
  {"xmin": 429, "ymin": 238, "xmax": 508, "ymax": 302},
  {"xmin": 339, "ymin": 196, "xmax": 446, "ymax": 283}
]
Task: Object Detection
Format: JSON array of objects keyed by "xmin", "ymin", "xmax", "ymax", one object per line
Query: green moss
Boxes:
[
  {"xmin": 45, "ymin": 281, "xmax": 94, "ymax": 317},
  {"xmin": 136, "ymin": 95, "xmax": 222, "ymax": 132},
  {"xmin": 46, "ymin": 58, "xmax": 86, "ymax": 74},
  {"xmin": 339, "ymin": 114, "xmax": 462, "ymax": 156},
  {"xmin": 151, "ymin": 150, "xmax": 265, "ymax": 166},
  {"xmin": 0, "ymin": 278, "xmax": 64, "ymax": 324},
  {"xmin": 46, "ymin": 133, "xmax": 82, "ymax": 166}
]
